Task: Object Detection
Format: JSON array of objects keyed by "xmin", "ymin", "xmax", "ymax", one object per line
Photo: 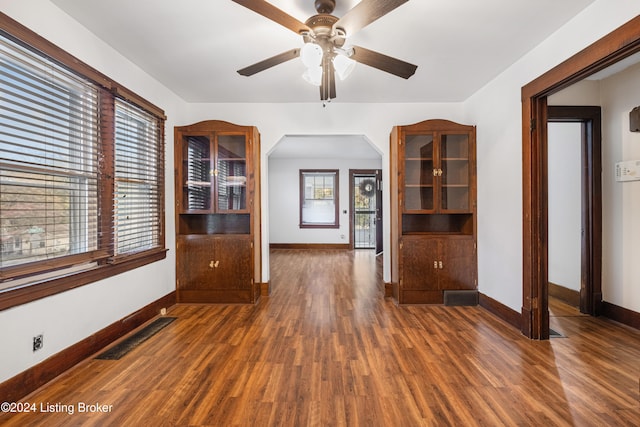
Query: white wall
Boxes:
[
  {"xmin": 600, "ymin": 61, "xmax": 640, "ymax": 310},
  {"xmin": 548, "ymin": 123, "xmax": 582, "ymax": 292},
  {"xmin": 0, "ymin": 0, "xmax": 187, "ymax": 383},
  {"xmin": 464, "ymin": 0, "xmax": 640, "ymax": 311},
  {"xmin": 269, "ymin": 156, "xmax": 381, "ymax": 244}
]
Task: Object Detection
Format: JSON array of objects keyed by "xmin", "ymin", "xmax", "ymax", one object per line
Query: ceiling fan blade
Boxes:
[
  {"xmin": 334, "ymin": 0, "xmax": 409, "ymax": 36},
  {"xmin": 231, "ymin": 0, "xmax": 310, "ymax": 34},
  {"xmin": 237, "ymin": 48, "xmax": 300, "ymax": 76},
  {"xmin": 350, "ymin": 45, "xmax": 417, "ymax": 79}
]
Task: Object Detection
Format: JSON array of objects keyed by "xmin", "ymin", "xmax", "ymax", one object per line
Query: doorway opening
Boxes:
[
  {"xmin": 547, "ymin": 106, "xmax": 602, "ymax": 318},
  {"xmin": 521, "ymin": 16, "xmax": 640, "ymax": 339},
  {"xmin": 350, "ymin": 170, "xmax": 382, "ymax": 253}
]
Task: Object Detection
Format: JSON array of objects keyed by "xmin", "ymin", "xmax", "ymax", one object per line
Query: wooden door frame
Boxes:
[
  {"xmin": 547, "ymin": 106, "xmax": 602, "ymax": 316},
  {"xmin": 521, "ymin": 16, "xmax": 640, "ymax": 339}
]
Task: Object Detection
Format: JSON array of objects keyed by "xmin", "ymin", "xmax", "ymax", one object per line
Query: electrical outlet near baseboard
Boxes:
[{"xmin": 33, "ymin": 334, "xmax": 43, "ymax": 352}]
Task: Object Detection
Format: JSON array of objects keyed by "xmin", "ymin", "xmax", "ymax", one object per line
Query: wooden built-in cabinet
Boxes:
[
  {"xmin": 390, "ymin": 119, "xmax": 477, "ymax": 304},
  {"xmin": 174, "ymin": 120, "xmax": 261, "ymax": 303}
]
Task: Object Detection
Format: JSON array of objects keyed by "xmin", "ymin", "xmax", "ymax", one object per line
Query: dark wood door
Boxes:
[{"xmin": 375, "ymin": 169, "xmax": 383, "ymax": 255}]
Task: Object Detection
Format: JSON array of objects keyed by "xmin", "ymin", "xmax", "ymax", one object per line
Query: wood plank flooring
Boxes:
[{"xmin": 1, "ymin": 249, "xmax": 639, "ymax": 426}]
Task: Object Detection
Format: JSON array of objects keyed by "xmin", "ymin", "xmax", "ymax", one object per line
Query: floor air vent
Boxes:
[
  {"xmin": 96, "ymin": 317, "xmax": 176, "ymax": 360},
  {"xmin": 549, "ymin": 328, "xmax": 566, "ymax": 338},
  {"xmin": 443, "ymin": 290, "xmax": 479, "ymax": 306}
]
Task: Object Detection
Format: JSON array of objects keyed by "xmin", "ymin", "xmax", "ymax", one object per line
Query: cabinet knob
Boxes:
[
  {"xmin": 439, "ymin": 261, "xmax": 443, "ymax": 269},
  {"xmin": 209, "ymin": 260, "xmax": 220, "ymax": 268},
  {"xmin": 434, "ymin": 261, "xmax": 438, "ymax": 269}
]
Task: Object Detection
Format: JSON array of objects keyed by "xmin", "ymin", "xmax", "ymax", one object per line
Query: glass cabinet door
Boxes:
[
  {"xmin": 216, "ymin": 135, "xmax": 247, "ymax": 212},
  {"xmin": 404, "ymin": 134, "xmax": 434, "ymax": 211},
  {"xmin": 440, "ymin": 133, "xmax": 470, "ymax": 211},
  {"xmin": 183, "ymin": 135, "xmax": 212, "ymax": 211}
]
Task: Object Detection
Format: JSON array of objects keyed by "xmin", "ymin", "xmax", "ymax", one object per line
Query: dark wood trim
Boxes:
[
  {"xmin": 270, "ymin": 243, "xmax": 350, "ymax": 250},
  {"xmin": 0, "ymin": 249, "xmax": 167, "ymax": 312},
  {"xmin": 0, "ymin": 13, "xmax": 167, "ymax": 312},
  {"xmin": 479, "ymin": 292, "xmax": 522, "ymax": 331},
  {"xmin": 521, "ymin": 15, "xmax": 640, "ymax": 339},
  {"xmin": 600, "ymin": 301, "xmax": 640, "ymax": 330},
  {"xmin": 260, "ymin": 281, "xmax": 270, "ymax": 297},
  {"xmin": 547, "ymin": 106, "xmax": 602, "ymax": 315},
  {"xmin": 384, "ymin": 282, "xmax": 393, "ymax": 298},
  {"xmin": 299, "ymin": 169, "xmax": 340, "ymax": 229},
  {"xmin": 548, "ymin": 282, "xmax": 581, "ymax": 308},
  {"xmin": 0, "ymin": 291, "xmax": 176, "ymax": 402}
]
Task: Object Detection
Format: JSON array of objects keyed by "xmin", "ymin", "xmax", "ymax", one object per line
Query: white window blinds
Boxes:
[
  {"xmin": 0, "ymin": 35, "xmax": 100, "ymax": 271},
  {"xmin": 113, "ymin": 99, "xmax": 163, "ymax": 257}
]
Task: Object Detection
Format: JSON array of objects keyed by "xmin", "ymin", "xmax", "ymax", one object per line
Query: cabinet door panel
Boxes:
[
  {"xmin": 216, "ymin": 135, "xmax": 248, "ymax": 212},
  {"xmin": 183, "ymin": 135, "xmax": 213, "ymax": 212},
  {"xmin": 215, "ymin": 236, "xmax": 252, "ymax": 289},
  {"xmin": 177, "ymin": 235, "xmax": 217, "ymax": 290},
  {"xmin": 439, "ymin": 239, "xmax": 476, "ymax": 290},
  {"xmin": 440, "ymin": 133, "xmax": 471, "ymax": 212},
  {"xmin": 404, "ymin": 134, "xmax": 434, "ymax": 211},
  {"xmin": 401, "ymin": 238, "xmax": 439, "ymax": 290}
]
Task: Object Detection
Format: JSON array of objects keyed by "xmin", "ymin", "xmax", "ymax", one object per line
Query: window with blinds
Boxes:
[
  {"xmin": 113, "ymin": 100, "xmax": 162, "ymax": 257},
  {"xmin": 0, "ymin": 16, "xmax": 166, "ymax": 305},
  {"xmin": 0, "ymin": 35, "xmax": 100, "ymax": 272}
]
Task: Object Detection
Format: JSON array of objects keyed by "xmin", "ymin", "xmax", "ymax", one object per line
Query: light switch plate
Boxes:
[{"xmin": 615, "ymin": 160, "xmax": 640, "ymax": 182}]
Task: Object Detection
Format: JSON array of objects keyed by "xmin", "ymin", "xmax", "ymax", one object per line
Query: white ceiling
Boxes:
[{"xmin": 51, "ymin": 0, "xmax": 598, "ymax": 104}]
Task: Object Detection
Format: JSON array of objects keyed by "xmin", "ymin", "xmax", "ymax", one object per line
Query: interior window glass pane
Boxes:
[{"xmin": 300, "ymin": 171, "xmax": 338, "ymax": 227}]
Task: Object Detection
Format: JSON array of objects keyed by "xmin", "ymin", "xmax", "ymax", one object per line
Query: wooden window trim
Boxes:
[
  {"xmin": 299, "ymin": 169, "xmax": 340, "ymax": 229},
  {"xmin": 0, "ymin": 12, "xmax": 166, "ymax": 311}
]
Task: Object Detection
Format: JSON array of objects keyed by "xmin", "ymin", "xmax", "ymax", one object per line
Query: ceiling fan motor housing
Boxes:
[{"xmin": 304, "ymin": 14, "xmax": 346, "ymax": 47}]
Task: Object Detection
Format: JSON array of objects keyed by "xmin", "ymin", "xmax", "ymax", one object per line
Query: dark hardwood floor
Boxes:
[{"xmin": 1, "ymin": 249, "xmax": 638, "ymax": 426}]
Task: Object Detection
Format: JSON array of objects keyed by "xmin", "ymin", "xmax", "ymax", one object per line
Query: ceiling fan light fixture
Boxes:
[
  {"xmin": 301, "ymin": 42, "xmax": 323, "ymax": 68},
  {"xmin": 302, "ymin": 65, "xmax": 322, "ymax": 86},
  {"xmin": 333, "ymin": 53, "xmax": 356, "ymax": 80}
]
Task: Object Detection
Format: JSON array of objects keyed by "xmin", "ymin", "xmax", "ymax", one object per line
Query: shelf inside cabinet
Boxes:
[
  {"xmin": 178, "ymin": 213, "xmax": 250, "ymax": 235},
  {"xmin": 402, "ymin": 213, "xmax": 473, "ymax": 235}
]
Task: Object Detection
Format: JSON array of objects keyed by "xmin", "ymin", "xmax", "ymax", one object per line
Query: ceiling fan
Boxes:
[{"xmin": 232, "ymin": 0, "xmax": 418, "ymax": 101}]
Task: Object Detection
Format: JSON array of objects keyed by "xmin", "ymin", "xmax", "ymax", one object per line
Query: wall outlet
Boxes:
[{"xmin": 33, "ymin": 334, "xmax": 43, "ymax": 352}]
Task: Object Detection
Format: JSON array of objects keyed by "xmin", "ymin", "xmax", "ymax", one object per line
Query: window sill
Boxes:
[
  {"xmin": 299, "ymin": 224, "xmax": 340, "ymax": 229},
  {"xmin": 0, "ymin": 248, "xmax": 168, "ymax": 311}
]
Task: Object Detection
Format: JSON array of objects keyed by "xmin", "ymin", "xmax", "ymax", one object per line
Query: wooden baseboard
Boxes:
[
  {"xmin": 479, "ymin": 292, "xmax": 522, "ymax": 331},
  {"xmin": 260, "ymin": 281, "xmax": 270, "ymax": 297},
  {"xmin": 270, "ymin": 243, "xmax": 350, "ymax": 250},
  {"xmin": 601, "ymin": 301, "xmax": 640, "ymax": 330},
  {"xmin": 548, "ymin": 282, "xmax": 580, "ymax": 307},
  {"xmin": 0, "ymin": 291, "xmax": 176, "ymax": 402},
  {"xmin": 384, "ymin": 282, "xmax": 393, "ymax": 298}
]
